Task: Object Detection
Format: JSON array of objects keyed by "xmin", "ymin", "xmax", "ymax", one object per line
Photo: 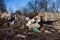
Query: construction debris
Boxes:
[{"xmin": 0, "ymin": 12, "xmax": 60, "ymax": 40}]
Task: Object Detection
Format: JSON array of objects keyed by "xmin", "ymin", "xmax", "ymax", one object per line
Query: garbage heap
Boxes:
[
  {"xmin": 52, "ymin": 20, "xmax": 60, "ymax": 32},
  {"xmin": 0, "ymin": 12, "xmax": 60, "ymax": 40}
]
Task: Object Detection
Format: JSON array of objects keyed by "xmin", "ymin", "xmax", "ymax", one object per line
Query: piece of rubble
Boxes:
[
  {"xmin": 16, "ymin": 34, "xmax": 27, "ymax": 38},
  {"xmin": 44, "ymin": 30, "xmax": 52, "ymax": 33}
]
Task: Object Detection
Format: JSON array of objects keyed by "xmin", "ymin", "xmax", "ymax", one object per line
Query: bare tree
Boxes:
[
  {"xmin": 15, "ymin": 10, "xmax": 22, "ymax": 15},
  {"xmin": 48, "ymin": 2, "xmax": 56, "ymax": 12},
  {"xmin": 22, "ymin": 0, "xmax": 50, "ymax": 18},
  {"xmin": 23, "ymin": 0, "xmax": 51, "ymax": 14},
  {"xmin": 23, "ymin": 0, "xmax": 60, "ymax": 18},
  {"xmin": 9, "ymin": 7, "xmax": 14, "ymax": 13},
  {"xmin": 56, "ymin": 0, "xmax": 60, "ymax": 12},
  {"xmin": 0, "ymin": 0, "xmax": 7, "ymax": 12}
]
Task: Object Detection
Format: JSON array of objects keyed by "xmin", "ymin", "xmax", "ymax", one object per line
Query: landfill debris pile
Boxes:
[
  {"xmin": 52, "ymin": 20, "xmax": 60, "ymax": 29},
  {"xmin": 0, "ymin": 12, "xmax": 60, "ymax": 40}
]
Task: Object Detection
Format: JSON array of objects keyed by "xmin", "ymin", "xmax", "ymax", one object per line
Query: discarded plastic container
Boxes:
[{"xmin": 32, "ymin": 27, "xmax": 39, "ymax": 32}]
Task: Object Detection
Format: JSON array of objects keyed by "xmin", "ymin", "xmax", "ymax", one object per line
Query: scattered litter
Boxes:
[
  {"xmin": 0, "ymin": 12, "xmax": 60, "ymax": 40},
  {"xmin": 32, "ymin": 27, "xmax": 39, "ymax": 32}
]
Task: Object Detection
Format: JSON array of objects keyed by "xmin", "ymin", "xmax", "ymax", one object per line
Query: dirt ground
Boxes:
[{"xmin": 0, "ymin": 26, "xmax": 60, "ymax": 40}]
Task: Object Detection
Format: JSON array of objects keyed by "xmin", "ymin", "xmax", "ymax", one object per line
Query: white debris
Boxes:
[
  {"xmin": 26, "ymin": 15, "xmax": 41, "ymax": 29},
  {"xmin": 1, "ymin": 12, "xmax": 11, "ymax": 20},
  {"xmin": 29, "ymin": 23, "xmax": 40, "ymax": 28},
  {"xmin": 1, "ymin": 12, "xmax": 7, "ymax": 18},
  {"xmin": 26, "ymin": 17, "xmax": 29, "ymax": 21},
  {"xmin": 34, "ymin": 16, "xmax": 40, "ymax": 22},
  {"xmin": 45, "ymin": 30, "xmax": 51, "ymax": 33},
  {"xmin": 10, "ymin": 21, "xmax": 15, "ymax": 25},
  {"xmin": 31, "ymin": 18, "xmax": 35, "ymax": 22},
  {"xmin": 16, "ymin": 34, "xmax": 27, "ymax": 38},
  {"xmin": 26, "ymin": 20, "xmax": 32, "ymax": 26}
]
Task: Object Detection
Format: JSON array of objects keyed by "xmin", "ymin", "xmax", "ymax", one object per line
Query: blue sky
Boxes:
[
  {"xmin": 4, "ymin": 0, "xmax": 31, "ymax": 12},
  {"xmin": 4, "ymin": 0, "xmax": 60, "ymax": 12}
]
